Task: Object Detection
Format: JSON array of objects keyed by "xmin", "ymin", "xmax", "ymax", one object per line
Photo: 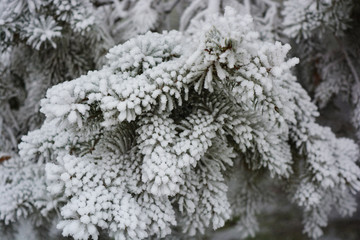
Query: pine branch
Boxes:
[{"xmin": 335, "ymin": 36, "xmax": 360, "ymax": 83}]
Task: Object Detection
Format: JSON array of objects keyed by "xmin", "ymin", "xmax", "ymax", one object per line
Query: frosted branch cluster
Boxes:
[{"xmin": 0, "ymin": 6, "xmax": 359, "ymax": 240}]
